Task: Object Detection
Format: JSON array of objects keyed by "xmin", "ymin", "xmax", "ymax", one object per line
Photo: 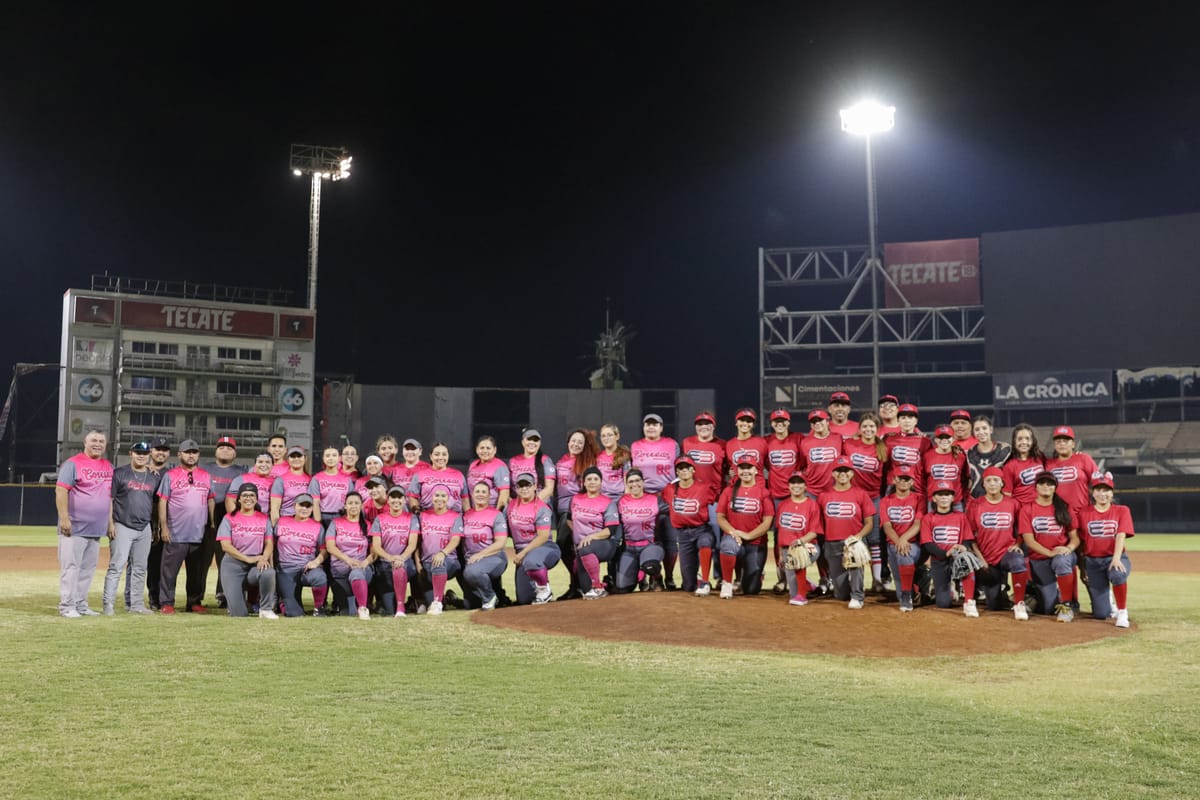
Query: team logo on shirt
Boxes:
[
  {"xmin": 778, "ymin": 511, "xmax": 809, "ymax": 529},
  {"xmin": 1031, "ymin": 516, "xmax": 1064, "ymax": 535},
  {"xmin": 979, "ymin": 512, "xmax": 1013, "ymax": 528},
  {"xmin": 769, "ymin": 450, "xmax": 797, "ymax": 468},
  {"xmin": 886, "ymin": 507, "xmax": 915, "ymax": 524},
  {"xmin": 1051, "ymin": 466, "xmax": 1079, "ymax": 483},
  {"xmin": 731, "ymin": 449, "xmax": 759, "ymax": 465},
  {"xmin": 688, "ymin": 449, "xmax": 717, "ymax": 465},
  {"xmin": 732, "ymin": 496, "xmax": 761, "ymax": 514},
  {"xmin": 850, "ymin": 453, "xmax": 879, "ymax": 471},
  {"xmin": 824, "ymin": 501, "xmax": 858, "ymax": 518},
  {"xmin": 672, "ymin": 497, "xmax": 701, "ymax": 514},
  {"xmin": 930, "ymin": 464, "xmax": 959, "ymax": 480},
  {"xmin": 1087, "ymin": 519, "xmax": 1119, "ymax": 538},
  {"xmin": 1018, "ymin": 466, "xmax": 1041, "ymax": 486},
  {"xmin": 931, "ymin": 525, "xmax": 962, "ymax": 546},
  {"xmin": 892, "ymin": 446, "xmax": 920, "ymax": 465},
  {"xmin": 808, "ymin": 447, "xmax": 838, "ymax": 464}
]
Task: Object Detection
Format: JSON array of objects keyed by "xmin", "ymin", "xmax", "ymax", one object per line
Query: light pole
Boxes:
[
  {"xmin": 289, "ymin": 144, "xmax": 352, "ymax": 311},
  {"xmin": 839, "ymin": 100, "xmax": 895, "ymax": 407}
]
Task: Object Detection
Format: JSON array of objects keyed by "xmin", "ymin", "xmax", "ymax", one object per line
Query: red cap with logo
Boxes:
[
  {"xmin": 1053, "ymin": 425, "xmax": 1076, "ymax": 439},
  {"xmin": 949, "ymin": 409, "xmax": 972, "ymax": 421},
  {"xmin": 934, "ymin": 425, "xmax": 953, "ymax": 438},
  {"xmin": 830, "ymin": 391, "xmax": 851, "ymax": 404},
  {"xmin": 770, "ymin": 409, "xmax": 791, "ymax": 422},
  {"xmin": 833, "ymin": 455, "xmax": 853, "ymax": 470},
  {"xmin": 808, "ymin": 409, "xmax": 831, "ymax": 422},
  {"xmin": 735, "ymin": 408, "xmax": 757, "ymax": 422},
  {"xmin": 694, "ymin": 413, "xmax": 716, "ymax": 425},
  {"xmin": 898, "ymin": 403, "xmax": 919, "ymax": 416},
  {"xmin": 931, "ymin": 481, "xmax": 956, "ymax": 494},
  {"xmin": 216, "ymin": 436, "xmax": 237, "ymax": 449}
]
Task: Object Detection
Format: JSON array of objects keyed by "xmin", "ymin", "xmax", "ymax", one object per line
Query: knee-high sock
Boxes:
[
  {"xmin": 527, "ymin": 568, "xmax": 548, "ymax": 586},
  {"xmin": 961, "ymin": 573, "xmax": 976, "ymax": 600},
  {"xmin": 351, "ymin": 578, "xmax": 369, "ymax": 608},
  {"xmin": 899, "ymin": 563, "xmax": 916, "ymax": 593},
  {"xmin": 719, "ymin": 554, "xmax": 737, "ymax": 583},
  {"xmin": 432, "ymin": 573, "xmax": 447, "ymax": 603},
  {"xmin": 312, "ymin": 584, "xmax": 328, "ymax": 608},
  {"xmin": 391, "ymin": 568, "xmax": 408, "ymax": 606},
  {"xmin": 1113, "ymin": 582, "xmax": 1128, "ymax": 609},
  {"xmin": 1055, "ymin": 574, "xmax": 1073, "ymax": 606},
  {"xmin": 870, "ymin": 545, "xmax": 882, "ymax": 583},
  {"xmin": 580, "ymin": 554, "xmax": 602, "ymax": 588},
  {"xmin": 698, "ymin": 547, "xmax": 713, "ymax": 582},
  {"xmin": 1011, "ymin": 573, "xmax": 1027, "ymax": 603}
]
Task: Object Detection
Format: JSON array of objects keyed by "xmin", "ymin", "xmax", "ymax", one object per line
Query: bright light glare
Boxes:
[
  {"xmin": 840, "ymin": 100, "xmax": 896, "ymax": 136},
  {"xmin": 292, "ymin": 169, "xmax": 303, "ymax": 176}
]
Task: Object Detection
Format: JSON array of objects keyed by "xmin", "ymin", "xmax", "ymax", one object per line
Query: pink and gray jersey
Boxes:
[
  {"xmin": 409, "ymin": 467, "xmax": 468, "ymax": 512},
  {"xmin": 269, "ymin": 462, "xmax": 290, "ymax": 479},
  {"xmin": 325, "ymin": 516, "xmax": 371, "ymax": 576},
  {"xmin": 595, "ymin": 451, "xmax": 630, "ymax": 499},
  {"xmin": 271, "ymin": 472, "xmax": 317, "ymax": 517},
  {"xmin": 274, "ymin": 515, "xmax": 325, "ymax": 571},
  {"xmin": 630, "ymin": 437, "xmax": 680, "ymax": 494},
  {"xmin": 569, "ymin": 493, "xmax": 619, "ymax": 545},
  {"xmin": 390, "ymin": 461, "xmax": 427, "ymax": 493},
  {"xmin": 354, "ymin": 474, "xmax": 384, "ymax": 496},
  {"xmin": 370, "ymin": 511, "xmax": 419, "ymax": 557},
  {"xmin": 417, "ymin": 510, "xmax": 463, "ymax": 560},
  {"xmin": 505, "ymin": 498, "xmax": 553, "ymax": 550},
  {"xmin": 158, "ymin": 467, "xmax": 214, "ymax": 543},
  {"xmin": 462, "ymin": 507, "xmax": 508, "ymax": 557},
  {"xmin": 681, "ymin": 436, "xmax": 727, "ymax": 504},
  {"xmin": 555, "ymin": 454, "xmax": 582, "ymax": 514},
  {"xmin": 508, "ymin": 454, "xmax": 556, "ymax": 492},
  {"xmin": 57, "ymin": 453, "xmax": 114, "ymax": 539},
  {"xmin": 467, "ymin": 459, "xmax": 511, "ymax": 507},
  {"xmin": 313, "ymin": 471, "xmax": 355, "ymax": 515},
  {"xmin": 216, "ymin": 511, "xmax": 273, "ymax": 557},
  {"xmin": 228, "ymin": 473, "xmax": 273, "ymax": 512},
  {"xmin": 617, "ymin": 493, "xmax": 664, "ymax": 546}
]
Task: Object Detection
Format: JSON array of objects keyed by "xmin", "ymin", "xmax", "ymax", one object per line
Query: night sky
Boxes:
[{"xmin": 4, "ymin": 3, "xmax": 1200, "ymax": 446}]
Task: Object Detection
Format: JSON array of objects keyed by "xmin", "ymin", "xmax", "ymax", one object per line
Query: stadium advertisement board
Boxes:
[
  {"xmin": 993, "ymin": 370, "xmax": 1113, "ymax": 409},
  {"xmin": 883, "ymin": 238, "xmax": 981, "ymax": 308},
  {"xmin": 762, "ymin": 377, "xmax": 872, "ymax": 416}
]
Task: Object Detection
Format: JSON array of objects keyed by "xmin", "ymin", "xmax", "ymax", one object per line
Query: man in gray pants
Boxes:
[{"xmin": 103, "ymin": 441, "xmax": 162, "ymax": 614}]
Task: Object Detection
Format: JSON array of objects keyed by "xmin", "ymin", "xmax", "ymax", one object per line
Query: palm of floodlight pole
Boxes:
[{"xmin": 289, "ymin": 144, "xmax": 353, "ymax": 311}]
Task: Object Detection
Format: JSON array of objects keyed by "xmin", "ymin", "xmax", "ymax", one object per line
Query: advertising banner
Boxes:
[
  {"xmin": 884, "ymin": 238, "xmax": 981, "ymax": 308},
  {"xmin": 120, "ymin": 300, "xmax": 275, "ymax": 337},
  {"xmin": 762, "ymin": 377, "xmax": 873, "ymax": 416},
  {"xmin": 993, "ymin": 370, "xmax": 1113, "ymax": 409},
  {"xmin": 72, "ymin": 338, "xmax": 114, "ymax": 371}
]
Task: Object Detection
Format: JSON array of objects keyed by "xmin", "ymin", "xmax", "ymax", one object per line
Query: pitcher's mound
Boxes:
[{"xmin": 473, "ymin": 592, "xmax": 1132, "ymax": 657}]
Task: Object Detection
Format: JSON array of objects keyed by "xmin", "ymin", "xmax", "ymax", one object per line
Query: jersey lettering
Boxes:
[{"xmin": 891, "ymin": 445, "xmax": 921, "ymax": 465}]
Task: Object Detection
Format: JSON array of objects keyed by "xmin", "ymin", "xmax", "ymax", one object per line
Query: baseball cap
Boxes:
[
  {"xmin": 179, "ymin": 439, "xmax": 200, "ymax": 452},
  {"xmin": 294, "ymin": 493, "xmax": 314, "ymax": 506},
  {"xmin": 808, "ymin": 409, "xmax": 830, "ymax": 422},
  {"xmin": 694, "ymin": 412, "xmax": 715, "ymax": 425},
  {"xmin": 216, "ymin": 436, "xmax": 237, "ymax": 449},
  {"xmin": 949, "ymin": 409, "xmax": 972, "ymax": 422},
  {"xmin": 878, "ymin": 394, "xmax": 899, "ymax": 406},
  {"xmin": 898, "ymin": 403, "xmax": 919, "ymax": 417},
  {"xmin": 770, "ymin": 409, "xmax": 791, "ymax": 422},
  {"xmin": 402, "ymin": 438, "xmax": 421, "ymax": 449},
  {"xmin": 735, "ymin": 458, "xmax": 757, "ymax": 468},
  {"xmin": 523, "ymin": 428, "xmax": 542, "ymax": 439},
  {"xmin": 641, "ymin": 415, "xmax": 662, "ymax": 425},
  {"xmin": 833, "ymin": 455, "xmax": 853, "ymax": 470},
  {"xmin": 893, "ymin": 465, "xmax": 915, "ymax": 480},
  {"xmin": 735, "ymin": 408, "xmax": 757, "ymax": 422},
  {"xmin": 130, "ymin": 441, "xmax": 151, "ymax": 454},
  {"xmin": 931, "ymin": 481, "xmax": 955, "ymax": 495},
  {"xmin": 934, "ymin": 425, "xmax": 953, "ymax": 438},
  {"xmin": 286, "ymin": 445, "xmax": 306, "ymax": 457},
  {"xmin": 514, "ymin": 472, "xmax": 537, "ymax": 485},
  {"xmin": 674, "ymin": 456, "xmax": 696, "ymax": 469},
  {"xmin": 981, "ymin": 466, "xmax": 1005, "ymax": 485},
  {"xmin": 787, "ymin": 471, "xmax": 807, "ymax": 483},
  {"xmin": 150, "ymin": 436, "xmax": 171, "ymax": 450},
  {"xmin": 237, "ymin": 483, "xmax": 259, "ymax": 497},
  {"xmin": 1034, "ymin": 470, "xmax": 1059, "ymax": 485},
  {"xmin": 1053, "ymin": 425, "xmax": 1076, "ymax": 440},
  {"xmin": 1091, "ymin": 470, "xmax": 1115, "ymax": 490},
  {"xmin": 387, "ymin": 485, "xmax": 407, "ymax": 497},
  {"xmin": 830, "ymin": 391, "xmax": 851, "ymax": 404},
  {"xmin": 364, "ymin": 476, "xmax": 387, "ymax": 489}
]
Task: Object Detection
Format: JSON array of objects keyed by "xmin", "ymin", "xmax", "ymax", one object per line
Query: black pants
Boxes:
[{"xmin": 159, "ymin": 541, "xmax": 209, "ymax": 608}]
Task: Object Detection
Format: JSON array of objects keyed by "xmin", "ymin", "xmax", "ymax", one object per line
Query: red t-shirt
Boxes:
[
  {"xmin": 724, "ymin": 437, "xmax": 769, "ymax": 484},
  {"xmin": 885, "ymin": 434, "xmax": 932, "ymax": 498},
  {"xmin": 1045, "ymin": 452, "xmax": 1099, "ymax": 512},
  {"xmin": 1076, "ymin": 504, "xmax": 1135, "ymax": 558},
  {"xmin": 1019, "ymin": 502, "xmax": 1079, "ymax": 559},
  {"xmin": 1003, "ymin": 456, "xmax": 1045, "ymax": 506},
  {"xmin": 799, "ymin": 433, "xmax": 844, "ymax": 496},
  {"xmin": 965, "ymin": 495, "xmax": 1021, "ymax": 565},
  {"xmin": 842, "ymin": 437, "xmax": 885, "ymax": 498},
  {"xmin": 919, "ymin": 510, "xmax": 973, "ymax": 556},
  {"xmin": 717, "ymin": 481, "xmax": 774, "ymax": 540},
  {"xmin": 775, "ymin": 496, "xmax": 823, "ymax": 547},
  {"xmin": 879, "ymin": 492, "xmax": 923, "ymax": 541},
  {"xmin": 818, "ymin": 486, "xmax": 874, "ymax": 542},
  {"xmin": 765, "ymin": 433, "xmax": 804, "ymax": 499},
  {"xmin": 662, "ymin": 481, "xmax": 711, "ymax": 528},
  {"xmin": 922, "ymin": 449, "xmax": 968, "ymax": 505},
  {"xmin": 680, "ymin": 436, "xmax": 727, "ymax": 504}
]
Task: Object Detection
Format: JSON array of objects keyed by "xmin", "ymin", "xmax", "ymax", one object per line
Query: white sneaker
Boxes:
[
  {"xmin": 481, "ymin": 596, "xmax": 497, "ymax": 611},
  {"xmin": 259, "ymin": 608, "xmax": 279, "ymax": 619},
  {"xmin": 357, "ymin": 606, "xmax": 370, "ymax": 620},
  {"xmin": 719, "ymin": 581, "xmax": 734, "ymax": 600},
  {"xmin": 1013, "ymin": 601, "xmax": 1029, "ymax": 621},
  {"xmin": 848, "ymin": 598, "xmax": 864, "ymax": 610},
  {"xmin": 102, "ymin": 604, "xmax": 115, "ymax": 616},
  {"xmin": 60, "ymin": 609, "xmax": 82, "ymax": 619},
  {"xmin": 1115, "ymin": 609, "xmax": 1129, "ymax": 628},
  {"xmin": 695, "ymin": 583, "xmax": 711, "ymax": 597},
  {"xmin": 582, "ymin": 587, "xmax": 608, "ymax": 600},
  {"xmin": 1055, "ymin": 604, "xmax": 1074, "ymax": 623},
  {"xmin": 416, "ymin": 604, "xmax": 428, "ymax": 615},
  {"xmin": 963, "ymin": 599, "xmax": 979, "ymax": 618},
  {"xmin": 394, "ymin": 609, "xmax": 406, "ymax": 618},
  {"xmin": 428, "ymin": 601, "xmax": 444, "ymax": 615},
  {"xmin": 533, "ymin": 585, "xmax": 554, "ymax": 604},
  {"xmin": 79, "ymin": 609, "xmax": 101, "ymax": 616}
]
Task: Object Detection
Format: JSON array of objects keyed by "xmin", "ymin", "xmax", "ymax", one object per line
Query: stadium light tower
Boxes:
[
  {"xmin": 289, "ymin": 144, "xmax": 352, "ymax": 311},
  {"xmin": 839, "ymin": 100, "xmax": 895, "ymax": 406}
]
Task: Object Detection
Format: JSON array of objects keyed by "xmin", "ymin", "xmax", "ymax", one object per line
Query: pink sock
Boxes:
[
  {"xmin": 312, "ymin": 585, "xmax": 328, "ymax": 608},
  {"xmin": 433, "ymin": 573, "xmax": 447, "ymax": 603},
  {"xmin": 351, "ymin": 578, "xmax": 368, "ymax": 608},
  {"xmin": 580, "ymin": 554, "xmax": 602, "ymax": 588},
  {"xmin": 638, "ymin": 569, "xmax": 645, "ymax": 583},
  {"xmin": 391, "ymin": 568, "xmax": 408, "ymax": 606},
  {"xmin": 527, "ymin": 568, "xmax": 548, "ymax": 585}
]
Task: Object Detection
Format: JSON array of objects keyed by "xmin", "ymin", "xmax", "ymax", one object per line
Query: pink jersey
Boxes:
[
  {"xmin": 841, "ymin": 438, "xmax": 885, "ymax": 499},
  {"xmin": 269, "ymin": 462, "xmax": 289, "ymax": 479},
  {"xmin": 800, "ymin": 433, "xmax": 844, "ymax": 496},
  {"xmin": 508, "ymin": 453, "xmax": 556, "ymax": 493},
  {"xmin": 922, "ymin": 449, "xmax": 968, "ymax": 505},
  {"xmin": 765, "ymin": 434, "xmax": 803, "ymax": 499},
  {"xmin": 228, "ymin": 473, "xmax": 273, "ymax": 512},
  {"xmin": 555, "ymin": 454, "xmax": 582, "ymax": 514},
  {"xmin": 775, "ymin": 495, "xmax": 823, "ymax": 547},
  {"xmin": 462, "ymin": 507, "xmax": 508, "ymax": 556},
  {"xmin": 158, "ymin": 467, "xmax": 214, "ymax": 542},
  {"xmin": 57, "ymin": 452, "xmax": 114, "ymax": 539},
  {"xmin": 662, "ymin": 481, "xmax": 710, "ymax": 528},
  {"xmin": 390, "ymin": 461, "xmax": 427, "ymax": 493},
  {"xmin": 313, "ymin": 470, "xmax": 355, "ymax": 515},
  {"xmin": 1019, "ymin": 502, "xmax": 1078, "ymax": 559},
  {"xmin": 819, "ymin": 486, "xmax": 874, "ymax": 542},
  {"xmin": 725, "ymin": 437, "xmax": 768, "ymax": 484},
  {"xmin": 1003, "ymin": 456, "xmax": 1045, "ymax": 506},
  {"xmin": 618, "ymin": 493, "xmax": 663, "ymax": 545},
  {"xmin": 569, "ymin": 493, "xmax": 619, "ymax": 544},
  {"xmin": 325, "ymin": 516, "xmax": 371, "ymax": 576},
  {"xmin": 595, "ymin": 450, "xmax": 631, "ymax": 499},
  {"xmin": 829, "ymin": 420, "xmax": 859, "ymax": 438},
  {"xmin": 1076, "ymin": 504, "xmax": 1135, "ymax": 558},
  {"xmin": 409, "ymin": 466, "xmax": 468, "ymax": 511},
  {"xmin": 216, "ymin": 511, "xmax": 272, "ymax": 557},
  {"xmin": 271, "ymin": 472, "xmax": 317, "ymax": 517},
  {"xmin": 417, "ymin": 510, "xmax": 463, "ymax": 559},
  {"xmin": 1046, "ymin": 452, "xmax": 1099, "ymax": 512},
  {"xmin": 630, "ymin": 438, "xmax": 680, "ymax": 494},
  {"xmin": 505, "ymin": 497, "xmax": 553, "ymax": 550},
  {"xmin": 884, "ymin": 434, "xmax": 931, "ymax": 498},
  {"xmin": 274, "ymin": 515, "xmax": 325, "ymax": 570},
  {"xmin": 717, "ymin": 481, "xmax": 773, "ymax": 536},
  {"xmin": 467, "ymin": 458, "xmax": 511, "ymax": 508},
  {"xmin": 380, "ymin": 461, "xmax": 401, "ymax": 482},
  {"xmin": 966, "ymin": 495, "xmax": 1021, "ymax": 565},
  {"xmin": 879, "ymin": 492, "xmax": 923, "ymax": 540},
  {"xmin": 919, "ymin": 510, "xmax": 973, "ymax": 554},
  {"xmin": 370, "ymin": 510, "xmax": 419, "ymax": 557},
  {"xmin": 681, "ymin": 436, "xmax": 727, "ymax": 504}
]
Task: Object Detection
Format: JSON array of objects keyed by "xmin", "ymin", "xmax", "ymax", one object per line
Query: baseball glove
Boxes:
[
  {"xmin": 842, "ymin": 537, "xmax": 870, "ymax": 570},
  {"xmin": 784, "ymin": 542, "xmax": 813, "ymax": 571},
  {"xmin": 950, "ymin": 549, "xmax": 986, "ymax": 580}
]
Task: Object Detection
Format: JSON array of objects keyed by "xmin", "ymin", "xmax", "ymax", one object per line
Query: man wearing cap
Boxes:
[
  {"xmin": 55, "ymin": 428, "xmax": 114, "ymax": 617},
  {"xmin": 818, "ymin": 456, "xmax": 875, "ymax": 609},
  {"xmin": 879, "ymin": 464, "xmax": 926, "ymax": 609},
  {"xmin": 877, "ymin": 395, "xmax": 902, "ymax": 438},
  {"xmin": 948, "ymin": 410, "xmax": 977, "ymax": 450},
  {"xmin": 157, "ymin": 440, "xmax": 215, "ymax": 613},
  {"xmin": 662, "ymin": 456, "xmax": 717, "ymax": 594},
  {"xmin": 216, "ymin": 482, "xmax": 278, "ymax": 618},
  {"xmin": 799, "ymin": 409, "xmax": 844, "ymax": 497},
  {"xmin": 204, "ymin": 435, "xmax": 243, "ymax": 609},
  {"xmin": 141, "ymin": 436, "xmax": 172, "ymax": 610},
  {"xmin": 884, "ymin": 404, "xmax": 931, "ymax": 499},
  {"xmin": 270, "ymin": 446, "xmax": 321, "ymax": 526},
  {"xmin": 1046, "ymin": 426, "xmax": 1098, "ymax": 513},
  {"xmin": 724, "ymin": 408, "xmax": 768, "ymax": 486},
  {"xmin": 765, "ymin": 408, "xmax": 803, "ymax": 592},
  {"xmin": 828, "ymin": 392, "xmax": 858, "ymax": 438},
  {"xmin": 715, "ymin": 459, "xmax": 774, "ymax": 599},
  {"xmin": 102, "ymin": 441, "xmax": 162, "ymax": 615}
]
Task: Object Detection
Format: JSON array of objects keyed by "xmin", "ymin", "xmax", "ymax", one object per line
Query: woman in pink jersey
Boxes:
[
  {"xmin": 844, "ymin": 412, "xmax": 889, "ymax": 591},
  {"xmin": 555, "ymin": 428, "xmax": 598, "ymax": 519},
  {"xmin": 630, "ymin": 413, "xmax": 681, "ymax": 587},
  {"xmin": 1002, "ymin": 424, "xmax": 1046, "ymax": 506},
  {"xmin": 325, "ymin": 491, "xmax": 375, "ymax": 619},
  {"xmin": 339, "ymin": 443, "xmax": 359, "ymax": 480},
  {"xmin": 375, "ymin": 434, "xmax": 399, "ymax": 481},
  {"xmin": 596, "ymin": 424, "xmax": 632, "ymax": 498},
  {"xmin": 1019, "ymin": 471, "xmax": 1080, "ymax": 621},
  {"xmin": 225, "ymin": 453, "xmax": 275, "ymax": 515},
  {"xmin": 355, "ymin": 455, "xmax": 387, "ymax": 496},
  {"xmin": 274, "ymin": 492, "xmax": 328, "ymax": 617},
  {"xmin": 409, "ymin": 443, "xmax": 468, "ymax": 512},
  {"xmin": 506, "ymin": 472, "xmax": 560, "ymax": 605},
  {"xmin": 467, "ymin": 435, "xmax": 511, "ymax": 510},
  {"xmin": 417, "ymin": 487, "xmax": 463, "ymax": 615},
  {"xmin": 270, "ymin": 445, "xmax": 320, "ymax": 525},
  {"xmin": 615, "ymin": 469, "xmax": 668, "ymax": 592},
  {"xmin": 965, "ymin": 467, "xmax": 1029, "ymax": 619},
  {"xmin": 370, "ymin": 486, "xmax": 420, "ymax": 617},
  {"xmin": 460, "ymin": 482, "xmax": 510, "ymax": 610},
  {"xmin": 314, "ymin": 447, "xmax": 355, "ymax": 517},
  {"xmin": 509, "ymin": 429, "xmax": 556, "ymax": 507},
  {"xmin": 1076, "ymin": 471, "xmax": 1133, "ymax": 626},
  {"xmin": 568, "ymin": 467, "xmax": 621, "ymax": 599},
  {"xmin": 216, "ymin": 483, "xmax": 278, "ymax": 618}
]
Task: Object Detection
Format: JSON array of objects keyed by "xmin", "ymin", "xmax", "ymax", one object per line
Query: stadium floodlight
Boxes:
[
  {"xmin": 839, "ymin": 100, "xmax": 895, "ymax": 405},
  {"xmin": 289, "ymin": 143, "xmax": 353, "ymax": 311}
]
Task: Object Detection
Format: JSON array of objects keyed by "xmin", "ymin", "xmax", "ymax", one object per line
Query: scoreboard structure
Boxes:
[{"xmin": 59, "ymin": 283, "xmax": 316, "ymax": 462}]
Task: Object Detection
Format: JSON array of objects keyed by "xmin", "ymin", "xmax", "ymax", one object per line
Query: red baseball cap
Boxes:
[
  {"xmin": 735, "ymin": 457, "xmax": 758, "ymax": 468},
  {"xmin": 808, "ymin": 409, "xmax": 830, "ymax": 422},
  {"xmin": 1053, "ymin": 425, "xmax": 1076, "ymax": 439},
  {"xmin": 879, "ymin": 394, "xmax": 899, "ymax": 405},
  {"xmin": 893, "ymin": 465, "xmax": 915, "ymax": 479},
  {"xmin": 693, "ymin": 413, "xmax": 716, "ymax": 425},
  {"xmin": 675, "ymin": 456, "xmax": 696, "ymax": 469},
  {"xmin": 216, "ymin": 436, "xmax": 237, "ymax": 449},
  {"xmin": 770, "ymin": 409, "xmax": 791, "ymax": 422},
  {"xmin": 898, "ymin": 403, "xmax": 919, "ymax": 416},
  {"xmin": 934, "ymin": 425, "xmax": 953, "ymax": 438},
  {"xmin": 949, "ymin": 409, "xmax": 972, "ymax": 422},
  {"xmin": 981, "ymin": 466, "xmax": 1005, "ymax": 486},
  {"xmin": 833, "ymin": 455, "xmax": 853, "ymax": 470},
  {"xmin": 787, "ymin": 471, "xmax": 807, "ymax": 482},
  {"xmin": 1091, "ymin": 470, "xmax": 1115, "ymax": 489},
  {"xmin": 931, "ymin": 481, "xmax": 956, "ymax": 494},
  {"xmin": 830, "ymin": 391, "xmax": 851, "ymax": 404},
  {"xmin": 735, "ymin": 408, "xmax": 757, "ymax": 422}
]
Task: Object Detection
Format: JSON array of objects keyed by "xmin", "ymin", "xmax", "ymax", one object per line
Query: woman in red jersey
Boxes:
[
  {"xmin": 965, "ymin": 467, "xmax": 1029, "ymax": 619},
  {"xmin": 843, "ymin": 412, "xmax": 889, "ymax": 591},
  {"xmin": 1076, "ymin": 471, "xmax": 1133, "ymax": 627},
  {"xmin": 1019, "ymin": 471, "xmax": 1080, "ymax": 622},
  {"xmin": 1045, "ymin": 425, "xmax": 1098, "ymax": 513},
  {"xmin": 1002, "ymin": 424, "xmax": 1046, "ymax": 507}
]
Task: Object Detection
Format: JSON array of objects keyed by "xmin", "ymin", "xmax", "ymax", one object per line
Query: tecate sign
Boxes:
[{"xmin": 993, "ymin": 371, "xmax": 1113, "ymax": 409}]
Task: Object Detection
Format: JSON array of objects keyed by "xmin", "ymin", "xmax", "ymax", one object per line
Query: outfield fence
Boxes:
[{"xmin": 0, "ymin": 485, "xmax": 57, "ymax": 526}]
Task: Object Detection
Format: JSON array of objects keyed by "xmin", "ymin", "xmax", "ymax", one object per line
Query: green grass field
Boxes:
[{"xmin": 4, "ymin": 527, "xmax": 1199, "ymax": 799}]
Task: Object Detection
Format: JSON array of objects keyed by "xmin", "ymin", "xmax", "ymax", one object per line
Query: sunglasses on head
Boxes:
[{"xmin": 187, "ymin": 472, "xmax": 194, "ymax": 485}]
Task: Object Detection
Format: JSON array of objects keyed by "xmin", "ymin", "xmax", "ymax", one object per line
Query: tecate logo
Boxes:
[
  {"xmin": 77, "ymin": 378, "xmax": 104, "ymax": 403},
  {"xmin": 281, "ymin": 387, "xmax": 305, "ymax": 411}
]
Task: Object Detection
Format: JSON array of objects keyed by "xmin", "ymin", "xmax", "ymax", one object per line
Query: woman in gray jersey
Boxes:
[{"xmin": 103, "ymin": 441, "xmax": 162, "ymax": 615}]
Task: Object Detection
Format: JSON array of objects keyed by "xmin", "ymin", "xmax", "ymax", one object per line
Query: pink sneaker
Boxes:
[{"xmin": 789, "ymin": 595, "xmax": 808, "ymax": 607}]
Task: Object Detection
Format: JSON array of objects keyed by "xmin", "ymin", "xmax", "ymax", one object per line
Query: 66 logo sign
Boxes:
[
  {"xmin": 280, "ymin": 387, "xmax": 306, "ymax": 412},
  {"xmin": 77, "ymin": 378, "xmax": 104, "ymax": 404}
]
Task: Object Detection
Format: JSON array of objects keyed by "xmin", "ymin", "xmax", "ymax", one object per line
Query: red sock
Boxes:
[
  {"xmin": 698, "ymin": 547, "xmax": 712, "ymax": 582},
  {"xmin": 351, "ymin": 578, "xmax": 368, "ymax": 608},
  {"xmin": 312, "ymin": 585, "xmax": 328, "ymax": 608},
  {"xmin": 432, "ymin": 573, "xmax": 447, "ymax": 603},
  {"xmin": 961, "ymin": 574, "xmax": 976, "ymax": 599},
  {"xmin": 527, "ymin": 568, "xmax": 548, "ymax": 586},
  {"xmin": 1011, "ymin": 574, "xmax": 1027, "ymax": 603},
  {"xmin": 580, "ymin": 554, "xmax": 602, "ymax": 588},
  {"xmin": 1055, "ymin": 574, "xmax": 1073, "ymax": 605},
  {"xmin": 720, "ymin": 554, "xmax": 737, "ymax": 582},
  {"xmin": 391, "ymin": 568, "xmax": 408, "ymax": 606},
  {"xmin": 899, "ymin": 564, "xmax": 915, "ymax": 592},
  {"xmin": 1113, "ymin": 582, "xmax": 1128, "ymax": 609}
]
